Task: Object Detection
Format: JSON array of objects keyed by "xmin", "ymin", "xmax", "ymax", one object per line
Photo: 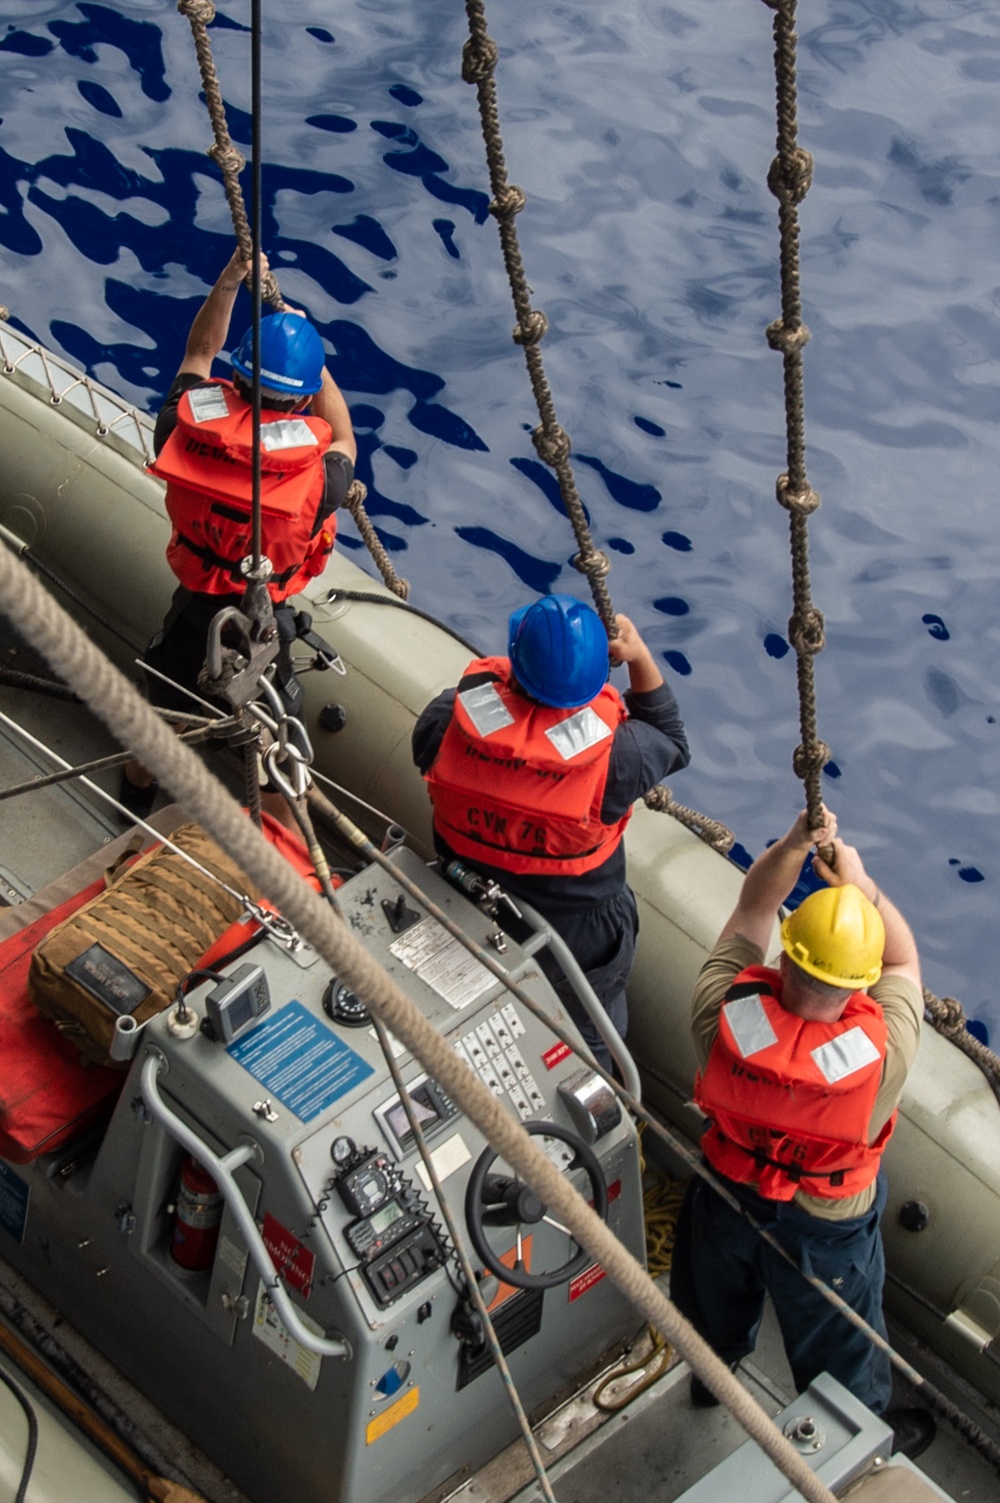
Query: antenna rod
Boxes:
[{"xmin": 250, "ymin": 0, "xmax": 263, "ymax": 572}]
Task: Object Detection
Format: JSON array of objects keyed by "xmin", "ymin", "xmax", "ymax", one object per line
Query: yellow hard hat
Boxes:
[{"xmin": 780, "ymin": 883, "xmax": 885, "ymax": 990}]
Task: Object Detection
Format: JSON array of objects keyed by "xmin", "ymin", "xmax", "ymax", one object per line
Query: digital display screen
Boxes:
[
  {"xmin": 369, "ymin": 1200, "xmax": 402, "ymax": 1237},
  {"xmin": 385, "ymin": 1086, "xmax": 439, "ymax": 1147},
  {"xmin": 228, "ymin": 993, "xmax": 253, "ymax": 1030}
]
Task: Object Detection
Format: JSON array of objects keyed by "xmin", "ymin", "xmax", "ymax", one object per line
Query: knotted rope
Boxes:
[
  {"xmin": 176, "ymin": 0, "xmax": 407, "ymax": 600},
  {"xmin": 342, "ymin": 480, "xmax": 409, "ymax": 600},
  {"xmin": 762, "ymin": 0, "xmax": 830, "ymax": 845},
  {"xmin": 924, "ymin": 989, "xmax": 1000, "ymax": 1106},
  {"xmin": 461, "ymin": 0, "xmax": 614, "ymax": 633},
  {"xmin": 643, "ymin": 786, "xmax": 735, "ymax": 854},
  {"xmin": 177, "ymin": 0, "xmax": 282, "ymax": 310},
  {"xmin": 462, "ymin": 1, "xmax": 732, "ymax": 852},
  {"xmin": 762, "ymin": 0, "xmax": 999, "ymax": 1087}
]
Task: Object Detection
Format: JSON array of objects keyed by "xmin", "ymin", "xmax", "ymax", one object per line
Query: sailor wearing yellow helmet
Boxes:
[{"xmin": 670, "ymin": 807, "xmax": 936, "ymax": 1459}]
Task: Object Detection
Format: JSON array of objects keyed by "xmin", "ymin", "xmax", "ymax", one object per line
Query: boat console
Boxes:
[{"xmin": 0, "ymin": 841, "xmax": 644, "ymax": 1503}]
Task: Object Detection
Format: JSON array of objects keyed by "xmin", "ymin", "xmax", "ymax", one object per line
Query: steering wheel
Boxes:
[{"xmin": 464, "ymin": 1121, "xmax": 608, "ymax": 1290}]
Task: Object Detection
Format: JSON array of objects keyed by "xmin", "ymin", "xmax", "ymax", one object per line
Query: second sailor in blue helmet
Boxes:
[
  {"xmin": 122, "ymin": 248, "xmax": 358, "ymax": 821},
  {"xmin": 413, "ymin": 593, "xmax": 690, "ymax": 1067}
]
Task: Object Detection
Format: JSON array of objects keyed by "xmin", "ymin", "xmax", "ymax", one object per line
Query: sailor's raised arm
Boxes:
[
  {"xmin": 310, "ymin": 365, "xmax": 357, "ymax": 465},
  {"xmin": 812, "ymin": 839, "xmax": 921, "ymax": 987},
  {"xmin": 177, "ymin": 248, "xmax": 259, "ymax": 380},
  {"xmin": 717, "ymin": 806, "xmax": 838, "ymax": 954},
  {"xmin": 609, "ymin": 613, "xmax": 663, "ymax": 695}
]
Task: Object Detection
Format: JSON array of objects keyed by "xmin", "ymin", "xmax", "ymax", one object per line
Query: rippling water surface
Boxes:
[{"xmin": 1, "ymin": 1, "xmax": 997, "ymax": 1035}]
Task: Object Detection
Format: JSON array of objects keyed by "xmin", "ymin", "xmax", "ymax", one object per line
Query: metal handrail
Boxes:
[
  {"xmin": 139, "ymin": 1053, "xmax": 352, "ymax": 1360},
  {"xmin": 514, "ymin": 898, "xmax": 642, "ymax": 1102},
  {"xmin": 0, "ymin": 320, "xmax": 154, "ymax": 465}
]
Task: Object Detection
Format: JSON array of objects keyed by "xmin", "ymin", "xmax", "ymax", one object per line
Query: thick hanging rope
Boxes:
[
  {"xmin": 177, "ymin": 0, "xmax": 282, "ymax": 310},
  {"xmin": 462, "ymin": 0, "xmax": 732, "ymax": 853},
  {"xmin": 176, "ymin": 0, "xmax": 408, "ymax": 600},
  {"xmin": 762, "ymin": 0, "xmax": 1000, "ymax": 1095},
  {"xmin": 341, "ymin": 480, "xmax": 409, "ymax": 600},
  {"xmin": 461, "ymin": 0, "xmax": 614, "ymax": 632},
  {"xmin": 0, "ymin": 541, "xmax": 845, "ymax": 1503},
  {"xmin": 761, "ymin": 0, "xmax": 830, "ymax": 841}
]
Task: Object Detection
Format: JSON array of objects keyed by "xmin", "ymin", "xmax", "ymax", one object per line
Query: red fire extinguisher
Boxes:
[{"xmin": 170, "ymin": 1155, "xmax": 223, "ymax": 1271}]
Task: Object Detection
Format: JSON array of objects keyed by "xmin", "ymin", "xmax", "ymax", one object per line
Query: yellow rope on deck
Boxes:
[{"xmin": 592, "ymin": 1136, "xmax": 685, "ymax": 1413}]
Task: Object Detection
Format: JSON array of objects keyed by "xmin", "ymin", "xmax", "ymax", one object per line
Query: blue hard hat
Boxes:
[
  {"xmin": 508, "ymin": 594, "xmax": 609, "ymax": 709},
  {"xmin": 232, "ymin": 313, "xmax": 325, "ymax": 397}
]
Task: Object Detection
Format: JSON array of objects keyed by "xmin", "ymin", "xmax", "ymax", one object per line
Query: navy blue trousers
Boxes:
[
  {"xmin": 670, "ymin": 1165, "xmax": 892, "ymax": 1414},
  {"xmin": 535, "ymin": 886, "xmax": 637, "ymax": 1070}
]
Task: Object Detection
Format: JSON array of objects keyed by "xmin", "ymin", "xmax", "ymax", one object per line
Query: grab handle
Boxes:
[
  {"xmin": 514, "ymin": 898, "xmax": 641, "ymax": 1103},
  {"xmin": 140, "ymin": 1054, "xmax": 352, "ymax": 1360}
]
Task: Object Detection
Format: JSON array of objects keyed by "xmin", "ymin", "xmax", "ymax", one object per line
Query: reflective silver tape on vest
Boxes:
[
  {"xmin": 187, "ymin": 386, "xmax": 230, "ymax": 423},
  {"xmin": 722, "ymin": 994, "xmax": 778, "ymax": 1059},
  {"xmin": 260, "ymin": 418, "xmax": 318, "ymax": 451},
  {"xmin": 458, "ymin": 682, "xmax": 515, "ymax": 738},
  {"xmin": 811, "ymin": 1026, "xmax": 881, "ymax": 1085},
  {"xmin": 544, "ymin": 705, "xmax": 613, "ymax": 761}
]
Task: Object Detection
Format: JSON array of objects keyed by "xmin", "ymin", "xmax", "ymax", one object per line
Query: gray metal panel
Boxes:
[{"xmin": 673, "ymin": 1373, "xmax": 955, "ymax": 1503}]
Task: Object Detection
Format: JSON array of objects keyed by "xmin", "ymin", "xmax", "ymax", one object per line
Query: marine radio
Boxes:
[{"xmin": 332, "ymin": 1139, "xmax": 449, "ymax": 1307}]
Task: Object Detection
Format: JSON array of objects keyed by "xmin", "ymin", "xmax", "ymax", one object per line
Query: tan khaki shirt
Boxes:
[{"xmin": 691, "ymin": 935, "xmax": 924, "ymax": 1220}]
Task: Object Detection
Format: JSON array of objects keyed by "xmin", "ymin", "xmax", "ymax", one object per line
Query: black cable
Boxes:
[
  {"xmin": 317, "ymin": 1264, "xmax": 361, "ymax": 1289},
  {"xmin": 299, "ymin": 1175, "xmax": 338, "ymax": 1243},
  {"xmin": 173, "ymin": 965, "xmax": 227, "ymax": 1025},
  {"xmin": 0, "ymin": 666, "xmax": 79, "ymax": 701},
  {"xmin": 250, "ymin": 0, "xmax": 263, "ymax": 575},
  {"xmin": 0, "ymin": 1365, "xmax": 38, "ymax": 1503},
  {"xmin": 322, "ymin": 588, "xmax": 484, "ymax": 657}
]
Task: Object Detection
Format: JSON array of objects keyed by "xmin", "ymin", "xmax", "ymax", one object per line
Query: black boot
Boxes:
[{"xmin": 886, "ymin": 1406, "xmax": 936, "ymax": 1460}]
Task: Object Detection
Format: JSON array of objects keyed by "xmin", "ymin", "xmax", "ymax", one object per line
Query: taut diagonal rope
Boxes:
[{"xmin": 461, "ymin": 0, "xmax": 614, "ymax": 633}]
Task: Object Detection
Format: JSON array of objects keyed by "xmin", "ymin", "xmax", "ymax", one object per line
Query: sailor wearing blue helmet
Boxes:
[
  {"xmin": 414, "ymin": 594, "xmax": 690, "ymax": 1066},
  {"xmin": 122, "ymin": 249, "xmax": 356, "ymax": 817}
]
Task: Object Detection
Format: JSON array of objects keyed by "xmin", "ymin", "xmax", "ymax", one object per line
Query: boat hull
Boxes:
[{"xmin": 1, "ymin": 332, "xmax": 999, "ymax": 1411}]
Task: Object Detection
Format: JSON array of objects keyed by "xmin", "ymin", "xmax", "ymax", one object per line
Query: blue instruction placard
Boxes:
[
  {"xmin": 0, "ymin": 1162, "xmax": 29, "ymax": 1244},
  {"xmin": 229, "ymin": 1000, "xmax": 374, "ymax": 1122}
]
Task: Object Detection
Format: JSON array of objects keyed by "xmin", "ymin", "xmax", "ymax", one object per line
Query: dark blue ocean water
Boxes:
[{"xmin": 1, "ymin": 2, "xmax": 997, "ymax": 1037}]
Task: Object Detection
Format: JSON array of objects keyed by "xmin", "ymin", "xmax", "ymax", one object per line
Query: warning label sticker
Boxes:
[
  {"xmin": 389, "ymin": 916, "xmax": 496, "ymax": 1011},
  {"xmin": 262, "ymin": 1212, "xmax": 316, "ymax": 1297},
  {"xmin": 366, "ymin": 1386, "xmax": 419, "ymax": 1444},
  {"xmin": 252, "ymin": 1283, "xmax": 323, "ymax": 1390},
  {"xmin": 229, "ymin": 1000, "xmax": 374, "ymax": 1121},
  {"xmin": 568, "ymin": 1262, "xmax": 606, "ymax": 1302}
]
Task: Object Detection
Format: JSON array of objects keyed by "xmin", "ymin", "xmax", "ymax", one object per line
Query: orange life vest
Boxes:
[
  {"xmin": 149, "ymin": 380, "xmax": 335, "ymax": 602},
  {"xmin": 424, "ymin": 656, "xmax": 630, "ymax": 876},
  {"xmin": 695, "ymin": 965, "xmax": 894, "ymax": 1201}
]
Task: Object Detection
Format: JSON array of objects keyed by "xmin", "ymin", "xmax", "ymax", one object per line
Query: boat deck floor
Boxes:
[
  {"xmin": 0, "ymin": 1248, "xmax": 996, "ymax": 1503},
  {"xmin": 446, "ymin": 1296, "xmax": 1000, "ymax": 1503}
]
